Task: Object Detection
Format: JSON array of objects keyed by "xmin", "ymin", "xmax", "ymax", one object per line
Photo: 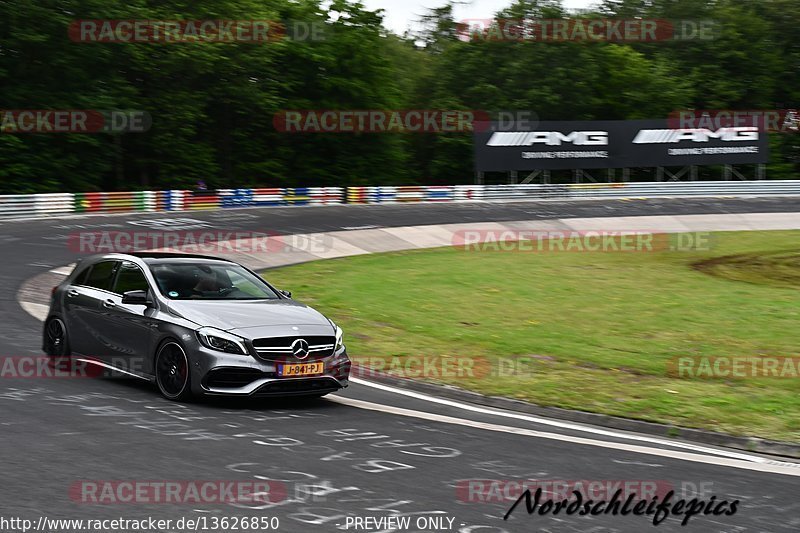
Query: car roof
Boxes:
[{"xmin": 98, "ymin": 252, "xmax": 236, "ymax": 265}]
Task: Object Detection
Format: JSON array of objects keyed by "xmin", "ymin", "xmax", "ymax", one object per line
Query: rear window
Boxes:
[{"xmin": 83, "ymin": 261, "xmax": 118, "ymax": 291}]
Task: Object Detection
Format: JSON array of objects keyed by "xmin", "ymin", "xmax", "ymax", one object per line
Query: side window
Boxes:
[
  {"xmin": 113, "ymin": 261, "xmax": 150, "ymax": 295},
  {"xmin": 73, "ymin": 265, "xmax": 92, "ymax": 286},
  {"xmin": 83, "ymin": 261, "xmax": 118, "ymax": 291}
]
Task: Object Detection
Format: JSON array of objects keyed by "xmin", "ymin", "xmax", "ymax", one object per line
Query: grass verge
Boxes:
[{"xmin": 263, "ymin": 230, "xmax": 800, "ymax": 442}]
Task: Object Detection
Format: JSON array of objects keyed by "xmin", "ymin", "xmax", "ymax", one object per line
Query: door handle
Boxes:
[
  {"xmin": 102, "ymin": 299, "xmax": 116, "ymax": 309},
  {"xmin": 67, "ymin": 289, "xmax": 79, "ymax": 297}
]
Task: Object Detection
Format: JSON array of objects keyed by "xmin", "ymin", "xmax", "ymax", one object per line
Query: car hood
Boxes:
[{"xmin": 166, "ymin": 299, "xmax": 332, "ymax": 331}]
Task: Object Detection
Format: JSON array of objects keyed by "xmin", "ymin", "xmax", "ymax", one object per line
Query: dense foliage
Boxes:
[{"xmin": 0, "ymin": 0, "xmax": 797, "ymax": 192}]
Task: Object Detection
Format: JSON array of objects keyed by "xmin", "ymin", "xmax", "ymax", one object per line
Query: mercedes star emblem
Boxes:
[{"xmin": 291, "ymin": 338, "xmax": 310, "ymax": 359}]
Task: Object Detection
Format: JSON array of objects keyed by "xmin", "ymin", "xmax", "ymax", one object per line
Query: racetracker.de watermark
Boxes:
[
  {"xmin": 451, "ymin": 230, "xmax": 714, "ymax": 252},
  {"xmin": 668, "ymin": 356, "xmax": 800, "ymax": 379},
  {"xmin": 669, "ymin": 109, "xmax": 799, "ymax": 133},
  {"xmin": 0, "ymin": 356, "xmax": 165, "ymax": 379},
  {"xmin": 458, "ymin": 479, "xmax": 718, "ymax": 502},
  {"xmin": 273, "ymin": 110, "xmax": 492, "ymax": 133},
  {"xmin": 68, "ymin": 231, "xmax": 333, "ymax": 254},
  {"xmin": 0, "ymin": 110, "xmax": 150, "ymax": 133},
  {"xmin": 457, "ymin": 19, "xmax": 716, "ymax": 42},
  {"xmin": 69, "ymin": 480, "xmax": 286, "ymax": 504},
  {"xmin": 0, "ymin": 356, "xmax": 98, "ymax": 379},
  {"xmin": 350, "ymin": 355, "xmax": 535, "ymax": 380},
  {"xmin": 457, "ymin": 479, "xmax": 674, "ymax": 503},
  {"xmin": 69, "ymin": 20, "xmax": 324, "ymax": 43}
]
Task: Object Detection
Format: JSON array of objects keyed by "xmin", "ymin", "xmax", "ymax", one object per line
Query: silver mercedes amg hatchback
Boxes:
[{"xmin": 42, "ymin": 253, "xmax": 350, "ymax": 401}]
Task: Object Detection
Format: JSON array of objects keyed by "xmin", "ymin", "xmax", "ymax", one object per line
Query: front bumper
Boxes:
[
  {"xmin": 204, "ymin": 375, "xmax": 347, "ymax": 396},
  {"xmin": 190, "ymin": 343, "xmax": 351, "ymax": 397}
]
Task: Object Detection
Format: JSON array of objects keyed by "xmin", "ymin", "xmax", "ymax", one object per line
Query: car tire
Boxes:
[
  {"xmin": 43, "ymin": 317, "xmax": 70, "ymax": 357},
  {"xmin": 154, "ymin": 340, "xmax": 194, "ymax": 402}
]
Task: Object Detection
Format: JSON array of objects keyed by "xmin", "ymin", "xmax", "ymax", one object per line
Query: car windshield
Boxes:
[{"xmin": 150, "ymin": 262, "xmax": 279, "ymax": 300}]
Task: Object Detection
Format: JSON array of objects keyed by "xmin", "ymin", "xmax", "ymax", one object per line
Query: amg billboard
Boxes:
[{"xmin": 473, "ymin": 119, "xmax": 769, "ymax": 171}]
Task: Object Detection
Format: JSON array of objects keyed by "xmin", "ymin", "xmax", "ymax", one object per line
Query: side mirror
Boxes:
[
  {"xmin": 279, "ymin": 289, "xmax": 292, "ymax": 299},
  {"xmin": 122, "ymin": 290, "xmax": 151, "ymax": 306}
]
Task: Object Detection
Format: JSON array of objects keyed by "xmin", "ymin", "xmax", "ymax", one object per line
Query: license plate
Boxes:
[{"xmin": 278, "ymin": 361, "xmax": 324, "ymax": 377}]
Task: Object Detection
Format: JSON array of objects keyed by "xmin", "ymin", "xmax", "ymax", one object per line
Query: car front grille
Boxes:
[{"xmin": 252, "ymin": 335, "xmax": 335, "ymax": 361}]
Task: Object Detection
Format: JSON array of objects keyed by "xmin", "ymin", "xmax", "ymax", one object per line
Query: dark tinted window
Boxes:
[
  {"xmin": 113, "ymin": 261, "xmax": 149, "ymax": 295},
  {"xmin": 73, "ymin": 265, "xmax": 92, "ymax": 286},
  {"xmin": 151, "ymin": 262, "xmax": 278, "ymax": 300},
  {"xmin": 84, "ymin": 261, "xmax": 118, "ymax": 291}
]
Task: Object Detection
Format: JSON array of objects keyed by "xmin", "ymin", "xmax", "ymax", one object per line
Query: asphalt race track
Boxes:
[{"xmin": 1, "ymin": 198, "xmax": 800, "ymax": 533}]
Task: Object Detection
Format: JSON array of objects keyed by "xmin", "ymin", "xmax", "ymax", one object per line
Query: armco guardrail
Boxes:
[
  {"xmin": 0, "ymin": 193, "xmax": 73, "ymax": 219},
  {"xmin": 347, "ymin": 185, "xmax": 483, "ymax": 203},
  {"xmin": 0, "ymin": 187, "xmax": 345, "ymax": 220},
  {"xmin": 1, "ymin": 182, "xmax": 799, "ymax": 220},
  {"xmin": 345, "ymin": 181, "xmax": 800, "ymax": 203}
]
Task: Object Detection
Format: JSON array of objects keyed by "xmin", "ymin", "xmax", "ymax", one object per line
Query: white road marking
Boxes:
[
  {"xmin": 19, "ymin": 301, "xmax": 48, "ymax": 321},
  {"xmin": 50, "ymin": 265, "xmax": 73, "ymax": 276},
  {"xmin": 350, "ymin": 377, "xmax": 794, "ymax": 466},
  {"xmin": 340, "ymin": 225, "xmax": 379, "ymax": 230},
  {"xmin": 613, "ymin": 459, "xmax": 663, "ymax": 467},
  {"xmin": 329, "ymin": 395, "xmax": 800, "ymax": 477}
]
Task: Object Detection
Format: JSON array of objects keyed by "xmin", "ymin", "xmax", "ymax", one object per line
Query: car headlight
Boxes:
[
  {"xmin": 334, "ymin": 325, "xmax": 344, "ymax": 351},
  {"xmin": 197, "ymin": 327, "xmax": 248, "ymax": 355}
]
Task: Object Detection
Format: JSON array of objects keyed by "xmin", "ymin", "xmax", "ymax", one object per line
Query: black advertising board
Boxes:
[{"xmin": 473, "ymin": 119, "xmax": 769, "ymax": 171}]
